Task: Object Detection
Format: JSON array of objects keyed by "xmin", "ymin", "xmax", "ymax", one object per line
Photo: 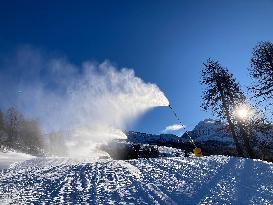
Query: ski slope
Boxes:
[
  {"xmin": 0, "ymin": 150, "xmax": 35, "ymax": 170},
  {"xmin": 1, "ymin": 155, "xmax": 273, "ymax": 204}
]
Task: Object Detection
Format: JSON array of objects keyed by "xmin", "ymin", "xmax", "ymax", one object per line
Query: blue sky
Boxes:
[{"xmin": 1, "ymin": 0, "xmax": 273, "ymax": 134}]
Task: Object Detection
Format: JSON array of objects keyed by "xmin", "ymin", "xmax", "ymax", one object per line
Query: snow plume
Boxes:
[
  {"xmin": 162, "ymin": 124, "xmax": 186, "ymax": 133},
  {"xmin": 0, "ymin": 47, "xmax": 169, "ymax": 157}
]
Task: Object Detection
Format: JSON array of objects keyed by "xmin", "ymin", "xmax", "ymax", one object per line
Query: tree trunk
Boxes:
[
  {"xmin": 214, "ymin": 71, "xmax": 244, "ymax": 156},
  {"xmin": 225, "ymin": 111, "xmax": 244, "ymax": 157},
  {"xmin": 237, "ymin": 122, "xmax": 255, "ymax": 158}
]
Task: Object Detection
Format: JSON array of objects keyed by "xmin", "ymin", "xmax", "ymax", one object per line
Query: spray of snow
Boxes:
[{"xmin": 0, "ymin": 47, "xmax": 169, "ymax": 157}]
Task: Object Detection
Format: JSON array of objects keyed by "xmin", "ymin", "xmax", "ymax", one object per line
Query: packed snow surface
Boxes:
[
  {"xmin": 0, "ymin": 150, "xmax": 35, "ymax": 170},
  {"xmin": 1, "ymin": 155, "xmax": 273, "ymax": 204}
]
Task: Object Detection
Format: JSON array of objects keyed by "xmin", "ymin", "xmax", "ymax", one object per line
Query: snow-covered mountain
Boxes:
[
  {"xmin": 126, "ymin": 119, "xmax": 234, "ymax": 146},
  {"xmin": 126, "ymin": 131, "xmax": 180, "ymax": 144},
  {"xmin": 182, "ymin": 118, "xmax": 273, "ymax": 145},
  {"xmin": 182, "ymin": 119, "xmax": 234, "ymax": 145},
  {"xmin": 125, "ymin": 119, "xmax": 273, "ymax": 158},
  {"xmin": 126, "ymin": 119, "xmax": 273, "ymax": 150}
]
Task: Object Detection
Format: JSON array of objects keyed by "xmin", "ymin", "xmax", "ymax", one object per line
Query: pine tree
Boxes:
[
  {"xmin": 250, "ymin": 41, "xmax": 273, "ymax": 100},
  {"xmin": 201, "ymin": 59, "xmax": 254, "ymax": 157}
]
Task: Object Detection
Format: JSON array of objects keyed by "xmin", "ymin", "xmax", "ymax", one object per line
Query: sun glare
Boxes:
[
  {"xmin": 237, "ymin": 108, "xmax": 248, "ymax": 119},
  {"xmin": 235, "ymin": 105, "xmax": 252, "ymax": 120}
]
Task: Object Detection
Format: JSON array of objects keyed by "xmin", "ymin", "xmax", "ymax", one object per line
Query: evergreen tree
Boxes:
[
  {"xmin": 201, "ymin": 59, "xmax": 254, "ymax": 157},
  {"xmin": 250, "ymin": 41, "xmax": 273, "ymax": 100}
]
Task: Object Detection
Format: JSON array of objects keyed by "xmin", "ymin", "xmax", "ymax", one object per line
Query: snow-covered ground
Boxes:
[
  {"xmin": 0, "ymin": 154, "xmax": 273, "ymax": 204},
  {"xmin": 0, "ymin": 150, "xmax": 35, "ymax": 170}
]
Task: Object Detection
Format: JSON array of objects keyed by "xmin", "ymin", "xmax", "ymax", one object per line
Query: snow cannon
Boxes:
[{"xmin": 193, "ymin": 147, "xmax": 202, "ymax": 157}]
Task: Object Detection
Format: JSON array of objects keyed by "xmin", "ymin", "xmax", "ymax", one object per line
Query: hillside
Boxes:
[{"xmin": 1, "ymin": 153, "xmax": 273, "ymax": 204}]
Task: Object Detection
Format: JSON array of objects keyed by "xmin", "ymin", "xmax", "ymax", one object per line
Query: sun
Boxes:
[
  {"xmin": 237, "ymin": 108, "xmax": 249, "ymax": 119},
  {"xmin": 235, "ymin": 105, "xmax": 252, "ymax": 120}
]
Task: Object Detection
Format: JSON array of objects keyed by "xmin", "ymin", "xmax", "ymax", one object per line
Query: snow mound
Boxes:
[{"xmin": 1, "ymin": 155, "xmax": 273, "ymax": 204}]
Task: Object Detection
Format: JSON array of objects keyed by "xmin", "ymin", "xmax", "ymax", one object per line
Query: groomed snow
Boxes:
[
  {"xmin": 0, "ymin": 150, "xmax": 35, "ymax": 170},
  {"xmin": 0, "ymin": 155, "xmax": 273, "ymax": 204}
]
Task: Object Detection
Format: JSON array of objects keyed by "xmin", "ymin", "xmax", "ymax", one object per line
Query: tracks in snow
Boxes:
[{"xmin": 1, "ymin": 156, "xmax": 273, "ymax": 204}]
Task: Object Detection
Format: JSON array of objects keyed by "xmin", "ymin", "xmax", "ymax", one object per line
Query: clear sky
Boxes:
[{"xmin": 1, "ymin": 0, "xmax": 273, "ymax": 134}]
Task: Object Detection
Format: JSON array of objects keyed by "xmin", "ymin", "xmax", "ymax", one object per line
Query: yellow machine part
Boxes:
[{"xmin": 193, "ymin": 147, "xmax": 202, "ymax": 157}]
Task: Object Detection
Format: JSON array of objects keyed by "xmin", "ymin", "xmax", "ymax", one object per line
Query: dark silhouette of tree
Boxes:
[
  {"xmin": 5, "ymin": 107, "xmax": 23, "ymax": 149},
  {"xmin": 0, "ymin": 110, "xmax": 4, "ymax": 130},
  {"xmin": 250, "ymin": 41, "xmax": 273, "ymax": 100},
  {"xmin": 241, "ymin": 105, "xmax": 273, "ymax": 159},
  {"xmin": 1, "ymin": 107, "xmax": 44, "ymax": 155},
  {"xmin": 0, "ymin": 110, "xmax": 9, "ymax": 147},
  {"xmin": 201, "ymin": 59, "xmax": 254, "ymax": 157},
  {"xmin": 20, "ymin": 119, "xmax": 44, "ymax": 155}
]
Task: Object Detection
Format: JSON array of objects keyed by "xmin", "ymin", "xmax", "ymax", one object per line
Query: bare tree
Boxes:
[
  {"xmin": 2, "ymin": 107, "xmax": 44, "ymax": 155},
  {"xmin": 4, "ymin": 107, "xmax": 23, "ymax": 149}
]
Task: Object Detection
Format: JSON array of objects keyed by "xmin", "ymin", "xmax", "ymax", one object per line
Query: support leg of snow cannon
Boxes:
[{"xmin": 193, "ymin": 147, "xmax": 202, "ymax": 157}]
